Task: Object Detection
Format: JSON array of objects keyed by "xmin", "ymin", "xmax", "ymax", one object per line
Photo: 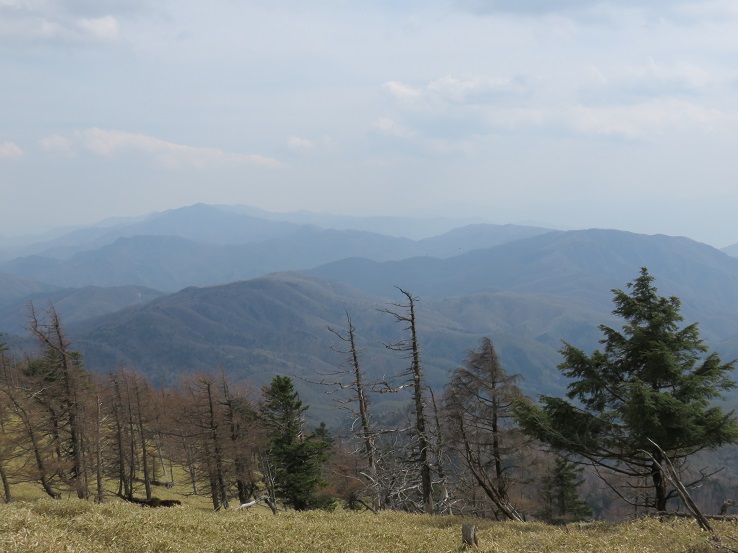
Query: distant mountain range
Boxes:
[
  {"xmin": 0, "ymin": 204, "xmax": 550, "ymax": 291},
  {"xmin": 2, "ymin": 204, "xmax": 738, "ymax": 422}
]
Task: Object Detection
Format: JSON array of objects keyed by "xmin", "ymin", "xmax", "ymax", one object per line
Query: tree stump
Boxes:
[{"xmin": 462, "ymin": 524, "xmax": 479, "ymax": 548}]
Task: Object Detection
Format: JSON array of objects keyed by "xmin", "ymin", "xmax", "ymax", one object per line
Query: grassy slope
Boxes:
[{"xmin": 0, "ymin": 498, "xmax": 728, "ymax": 553}]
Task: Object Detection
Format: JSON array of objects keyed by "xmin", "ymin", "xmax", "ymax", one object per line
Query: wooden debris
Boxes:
[{"xmin": 462, "ymin": 524, "xmax": 479, "ymax": 548}]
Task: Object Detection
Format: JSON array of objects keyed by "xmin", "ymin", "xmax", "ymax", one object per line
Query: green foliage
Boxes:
[
  {"xmin": 538, "ymin": 457, "xmax": 592, "ymax": 523},
  {"xmin": 516, "ymin": 267, "xmax": 738, "ymax": 511},
  {"xmin": 261, "ymin": 376, "xmax": 333, "ymax": 511}
]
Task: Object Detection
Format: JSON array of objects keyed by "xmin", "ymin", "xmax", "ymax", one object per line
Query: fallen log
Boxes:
[
  {"xmin": 653, "ymin": 511, "xmax": 738, "ymax": 523},
  {"xmin": 120, "ymin": 496, "xmax": 181, "ymax": 508}
]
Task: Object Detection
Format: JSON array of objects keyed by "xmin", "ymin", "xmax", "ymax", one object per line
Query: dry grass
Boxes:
[{"xmin": 0, "ymin": 498, "xmax": 735, "ymax": 553}]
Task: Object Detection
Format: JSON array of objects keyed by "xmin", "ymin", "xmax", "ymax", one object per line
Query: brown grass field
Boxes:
[{"xmin": 1, "ymin": 494, "xmax": 736, "ymax": 553}]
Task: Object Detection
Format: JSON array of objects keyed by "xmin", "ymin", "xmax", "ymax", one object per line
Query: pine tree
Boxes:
[{"xmin": 516, "ymin": 268, "xmax": 738, "ymax": 511}]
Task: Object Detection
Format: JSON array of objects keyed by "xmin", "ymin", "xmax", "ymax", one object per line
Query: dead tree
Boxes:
[
  {"xmin": 429, "ymin": 387, "xmax": 451, "ymax": 514},
  {"xmin": 310, "ymin": 311, "xmax": 382, "ymax": 509},
  {"xmin": 380, "ymin": 288, "xmax": 433, "ymax": 515}
]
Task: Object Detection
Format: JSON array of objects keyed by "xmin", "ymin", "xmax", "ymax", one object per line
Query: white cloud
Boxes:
[
  {"xmin": 0, "ymin": 2, "xmax": 122, "ymax": 42},
  {"xmin": 453, "ymin": 0, "xmax": 719, "ymax": 19},
  {"xmin": 39, "ymin": 134, "xmax": 75, "ymax": 155},
  {"xmin": 569, "ymin": 99, "xmax": 730, "ymax": 139},
  {"xmin": 41, "ymin": 128, "xmax": 281, "ymax": 169},
  {"xmin": 664, "ymin": 0, "xmax": 738, "ymax": 22},
  {"xmin": 373, "ymin": 118, "xmax": 415, "ymax": 138},
  {"xmin": 76, "ymin": 16, "xmax": 119, "ymax": 40},
  {"xmin": 580, "ymin": 59, "xmax": 715, "ymax": 104},
  {"xmin": 428, "ymin": 75, "xmax": 532, "ymax": 103},
  {"xmin": 56, "ymin": 0, "xmax": 149, "ymax": 18},
  {"xmin": 384, "ymin": 75, "xmax": 532, "ymax": 111},
  {"xmin": 0, "ymin": 141, "xmax": 23, "ymax": 159},
  {"xmin": 383, "ymin": 81, "xmax": 422, "ymax": 101},
  {"xmin": 379, "ymin": 62, "xmax": 737, "ymax": 148},
  {"xmin": 287, "ymin": 136, "xmax": 314, "ymax": 151}
]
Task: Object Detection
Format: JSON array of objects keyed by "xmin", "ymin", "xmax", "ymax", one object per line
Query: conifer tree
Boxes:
[
  {"xmin": 516, "ymin": 268, "xmax": 738, "ymax": 511},
  {"xmin": 444, "ymin": 337, "xmax": 526, "ymax": 521},
  {"xmin": 261, "ymin": 376, "xmax": 331, "ymax": 510},
  {"xmin": 539, "ymin": 457, "xmax": 592, "ymax": 523}
]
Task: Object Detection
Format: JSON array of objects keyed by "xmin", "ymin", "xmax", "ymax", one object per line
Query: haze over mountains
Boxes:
[{"xmin": 3, "ymin": 203, "xmax": 738, "ymax": 418}]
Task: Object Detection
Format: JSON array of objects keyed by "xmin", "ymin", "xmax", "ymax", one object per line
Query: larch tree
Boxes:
[
  {"xmin": 515, "ymin": 268, "xmax": 738, "ymax": 512},
  {"xmin": 0, "ymin": 335, "xmax": 17, "ymax": 502},
  {"xmin": 444, "ymin": 337, "xmax": 526, "ymax": 521},
  {"xmin": 26, "ymin": 303, "xmax": 91, "ymax": 500},
  {"xmin": 183, "ymin": 375, "xmax": 230, "ymax": 511},
  {"xmin": 220, "ymin": 374, "xmax": 261, "ymax": 505}
]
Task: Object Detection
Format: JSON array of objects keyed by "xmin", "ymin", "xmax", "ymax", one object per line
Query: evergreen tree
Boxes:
[
  {"xmin": 516, "ymin": 268, "xmax": 738, "ymax": 512},
  {"xmin": 539, "ymin": 457, "xmax": 592, "ymax": 523},
  {"xmin": 261, "ymin": 376, "xmax": 332, "ymax": 510}
]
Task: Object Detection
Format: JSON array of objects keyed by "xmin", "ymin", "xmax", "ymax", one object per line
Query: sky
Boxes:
[{"xmin": 2, "ymin": 1, "xmax": 738, "ymax": 247}]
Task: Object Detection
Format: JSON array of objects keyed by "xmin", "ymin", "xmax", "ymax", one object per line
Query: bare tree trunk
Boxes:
[
  {"xmin": 651, "ymin": 451, "xmax": 667, "ymax": 512},
  {"xmin": 134, "ymin": 377, "xmax": 152, "ymax": 500},
  {"xmin": 204, "ymin": 379, "xmax": 228, "ymax": 510},
  {"xmin": 382, "ymin": 289, "xmax": 434, "ymax": 514},
  {"xmin": 95, "ymin": 391, "xmax": 105, "ymax": 503},
  {"xmin": 261, "ymin": 455, "xmax": 278, "ymax": 514},
  {"xmin": 29, "ymin": 305, "xmax": 88, "ymax": 500},
  {"xmin": 125, "ymin": 377, "xmax": 137, "ymax": 500},
  {"xmin": 110, "ymin": 374, "xmax": 130, "ymax": 498},
  {"xmin": 326, "ymin": 312, "xmax": 381, "ymax": 509},
  {"xmin": 459, "ymin": 416, "xmax": 524, "ymax": 522},
  {"xmin": 205, "ymin": 442, "xmax": 220, "ymax": 511},
  {"xmin": 3, "ymin": 385, "xmax": 59, "ymax": 499},
  {"xmin": 0, "ymin": 460, "xmax": 11, "ymax": 503},
  {"xmin": 343, "ymin": 315, "xmax": 377, "ymax": 472},
  {"xmin": 429, "ymin": 387, "xmax": 450, "ymax": 513},
  {"xmin": 154, "ymin": 433, "xmax": 168, "ymax": 482},
  {"xmin": 20, "ymin": 401, "xmax": 59, "ymax": 499},
  {"xmin": 182, "ymin": 436, "xmax": 198, "ymax": 496},
  {"xmin": 490, "ymin": 381, "xmax": 505, "ymax": 498},
  {"xmin": 222, "ymin": 376, "xmax": 250, "ymax": 505}
]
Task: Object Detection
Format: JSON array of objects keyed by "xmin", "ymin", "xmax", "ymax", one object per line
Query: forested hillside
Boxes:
[
  {"xmin": 28, "ymin": 227, "xmax": 737, "ymax": 411},
  {"xmin": 2, "ymin": 267, "xmax": 737, "ymax": 525}
]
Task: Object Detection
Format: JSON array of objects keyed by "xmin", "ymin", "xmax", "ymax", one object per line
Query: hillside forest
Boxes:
[{"xmin": 1, "ymin": 268, "xmax": 736, "ymax": 523}]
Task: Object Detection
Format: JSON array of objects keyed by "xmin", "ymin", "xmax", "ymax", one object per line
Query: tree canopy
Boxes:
[{"xmin": 515, "ymin": 267, "xmax": 738, "ymax": 511}]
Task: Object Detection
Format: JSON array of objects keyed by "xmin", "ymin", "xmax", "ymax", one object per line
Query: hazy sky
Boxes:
[{"xmin": 2, "ymin": 1, "xmax": 738, "ymax": 246}]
